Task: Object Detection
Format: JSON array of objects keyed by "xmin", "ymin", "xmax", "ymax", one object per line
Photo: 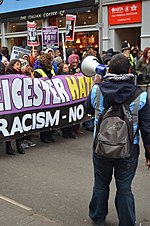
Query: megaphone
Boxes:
[{"xmin": 81, "ymin": 55, "xmax": 107, "ymax": 77}]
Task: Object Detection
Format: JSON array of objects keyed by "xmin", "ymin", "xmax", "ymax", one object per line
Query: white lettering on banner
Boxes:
[
  {"xmin": 33, "ymin": 79, "xmax": 43, "ymax": 106},
  {"xmin": 10, "ymin": 116, "xmax": 23, "ymax": 136},
  {"xmin": 0, "ymin": 104, "xmax": 84, "ymax": 137},
  {"xmin": 0, "ymin": 77, "xmax": 72, "ymax": 111},
  {"xmin": 23, "ymin": 78, "xmax": 33, "ymax": 107},
  {"xmin": 69, "ymin": 104, "xmax": 84, "ymax": 122},
  {"xmin": 0, "ymin": 119, "xmax": 9, "ymax": 136},
  {"xmin": 22, "ymin": 114, "xmax": 32, "ymax": 132},
  {"xmin": 2, "ymin": 80, "xmax": 11, "ymax": 111},
  {"xmin": 45, "ymin": 111, "xmax": 60, "ymax": 127},
  {"xmin": 52, "ymin": 78, "xmax": 70, "ymax": 103},
  {"xmin": 12, "ymin": 78, "xmax": 23, "ymax": 109}
]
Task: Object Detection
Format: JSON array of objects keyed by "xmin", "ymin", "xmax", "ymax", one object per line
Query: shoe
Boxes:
[
  {"xmin": 6, "ymin": 146, "xmax": 16, "ymax": 155},
  {"xmin": 17, "ymin": 145, "xmax": 25, "ymax": 154},
  {"xmin": 62, "ymin": 135, "xmax": 69, "ymax": 139},
  {"xmin": 94, "ymin": 220, "xmax": 105, "ymax": 226},
  {"xmin": 41, "ymin": 139, "xmax": 51, "ymax": 143},
  {"xmin": 95, "ymin": 223, "xmax": 104, "ymax": 226},
  {"xmin": 85, "ymin": 127, "xmax": 94, "ymax": 132},
  {"xmin": 69, "ymin": 133, "xmax": 76, "ymax": 139},
  {"xmin": 53, "ymin": 129, "xmax": 60, "ymax": 135},
  {"xmin": 21, "ymin": 140, "xmax": 29, "ymax": 149},
  {"xmin": 49, "ymin": 135, "xmax": 56, "ymax": 143},
  {"xmin": 28, "ymin": 140, "xmax": 36, "ymax": 147},
  {"xmin": 75, "ymin": 130, "xmax": 83, "ymax": 134}
]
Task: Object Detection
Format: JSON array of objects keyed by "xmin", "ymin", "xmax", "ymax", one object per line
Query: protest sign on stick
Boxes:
[
  {"xmin": 27, "ymin": 21, "xmax": 40, "ymax": 56},
  {"xmin": 66, "ymin": 14, "xmax": 76, "ymax": 42}
]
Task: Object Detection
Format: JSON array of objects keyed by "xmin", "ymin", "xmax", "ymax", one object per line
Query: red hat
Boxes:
[{"xmin": 68, "ymin": 54, "xmax": 80, "ymax": 65}]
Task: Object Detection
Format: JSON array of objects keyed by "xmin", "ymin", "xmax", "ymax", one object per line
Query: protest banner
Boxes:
[
  {"xmin": 10, "ymin": 46, "xmax": 31, "ymax": 61},
  {"xmin": 42, "ymin": 26, "xmax": 59, "ymax": 51},
  {"xmin": 0, "ymin": 74, "xmax": 93, "ymax": 141},
  {"xmin": 66, "ymin": 14, "xmax": 76, "ymax": 41}
]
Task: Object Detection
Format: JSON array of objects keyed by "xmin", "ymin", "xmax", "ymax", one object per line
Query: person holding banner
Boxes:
[
  {"xmin": 68, "ymin": 53, "xmax": 83, "ymax": 134},
  {"xmin": 58, "ymin": 62, "xmax": 76, "ymax": 139},
  {"xmin": 5, "ymin": 59, "xmax": 25, "ymax": 154},
  {"xmin": 33, "ymin": 53, "xmax": 56, "ymax": 143},
  {"xmin": 45, "ymin": 48, "xmax": 58, "ymax": 74}
]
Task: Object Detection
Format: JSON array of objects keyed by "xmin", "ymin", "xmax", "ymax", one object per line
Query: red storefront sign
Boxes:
[{"xmin": 108, "ymin": 1, "xmax": 142, "ymax": 25}]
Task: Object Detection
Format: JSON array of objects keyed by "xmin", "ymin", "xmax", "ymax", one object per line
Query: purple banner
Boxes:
[{"xmin": 0, "ymin": 74, "xmax": 93, "ymax": 140}]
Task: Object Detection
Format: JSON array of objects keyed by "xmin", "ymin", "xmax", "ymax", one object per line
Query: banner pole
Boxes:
[
  {"xmin": 62, "ymin": 32, "xmax": 66, "ymax": 63},
  {"xmin": 32, "ymin": 45, "xmax": 35, "ymax": 58}
]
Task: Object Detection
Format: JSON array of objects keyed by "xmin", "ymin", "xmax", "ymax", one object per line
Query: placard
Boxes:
[
  {"xmin": 42, "ymin": 26, "xmax": 59, "ymax": 50},
  {"xmin": 66, "ymin": 14, "xmax": 76, "ymax": 41},
  {"xmin": 10, "ymin": 46, "xmax": 31, "ymax": 61},
  {"xmin": 27, "ymin": 21, "xmax": 40, "ymax": 46}
]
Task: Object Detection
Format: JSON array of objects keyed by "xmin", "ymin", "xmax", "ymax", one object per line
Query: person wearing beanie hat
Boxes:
[
  {"xmin": 68, "ymin": 54, "xmax": 80, "ymax": 75},
  {"xmin": 68, "ymin": 53, "xmax": 80, "ymax": 65},
  {"xmin": 68, "ymin": 53, "xmax": 82, "ymax": 134},
  {"xmin": 121, "ymin": 40, "xmax": 135, "ymax": 74},
  {"xmin": 45, "ymin": 48, "xmax": 54, "ymax": 54}
]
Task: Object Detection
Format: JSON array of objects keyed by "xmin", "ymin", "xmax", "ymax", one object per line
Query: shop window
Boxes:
[
  {"xmin": 6, "ymin": 20, "xmax": 42, "ymax": 33},
  {"xmin": 55, "ymin": 9, "xmax": 98, "ymax": 28},
  {"xmin": 64, "ymin": 31, "xmax": 98, "ymax": 55}
]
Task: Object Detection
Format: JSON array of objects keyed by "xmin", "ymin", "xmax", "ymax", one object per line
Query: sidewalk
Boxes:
[{"xmin": 0, "ymin": 197, "xmax": 62, "ymax": 226}]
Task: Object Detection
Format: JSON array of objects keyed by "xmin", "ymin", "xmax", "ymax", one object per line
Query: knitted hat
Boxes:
[
  {"xmin": 122, "ymin": 41, "xmax": 130, "ymax": 51},
  {"xmin": 45, "ymin": 48, "xmax": 54, "ymax": 54},
  {"xmin": 68, "ymin": 54, "xmax": 80, "ymax": 65}
]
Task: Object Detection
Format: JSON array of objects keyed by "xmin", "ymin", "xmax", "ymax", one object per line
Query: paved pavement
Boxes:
[
  {"xmin": 0, "ymin": 196, "xmax": 62, "ymax": 226},
  {"xmin": 0, "ymin": 131, "xmax": 149, "ymax": 226}
]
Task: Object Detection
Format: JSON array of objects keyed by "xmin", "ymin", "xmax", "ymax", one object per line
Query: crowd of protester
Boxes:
[{"xmin": 0, "ymin": 42, "xmax": 149, "ymax": 156}]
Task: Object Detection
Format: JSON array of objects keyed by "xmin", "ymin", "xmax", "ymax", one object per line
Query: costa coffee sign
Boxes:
[{"xmin": 108, "ymin": 1, "xmax": 142, "ymax": 25}]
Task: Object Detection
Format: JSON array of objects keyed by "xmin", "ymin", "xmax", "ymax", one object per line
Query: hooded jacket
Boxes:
[{"xmin": 85, "ymin": 77, "xmax": 150, "ymax": 159}]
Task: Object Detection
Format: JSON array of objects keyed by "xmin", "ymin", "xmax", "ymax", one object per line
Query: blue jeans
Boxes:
[{"xmin": 89, "ymin": 144, "xmax": 139, "ymax": 226}]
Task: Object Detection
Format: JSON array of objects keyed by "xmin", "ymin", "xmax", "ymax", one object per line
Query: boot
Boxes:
[
  {"xmin": 16, "ymin": 139, "xmax": 25, "ymax": 154},
  {"xmin": 49, "ymin": 134, "xmax": 56, "ymax": 143},
  {"xmin": 5, "ymin": 141, "xmax": 16, "ymax": 155}
]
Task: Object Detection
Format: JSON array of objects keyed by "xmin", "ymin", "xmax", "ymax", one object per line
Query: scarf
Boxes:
[{"xmin": 104, "ymin": 73, "xmax": 134, "ymax": 82}]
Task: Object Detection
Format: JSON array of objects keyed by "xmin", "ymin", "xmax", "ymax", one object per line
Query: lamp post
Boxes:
[{"xmin": 95, "ymin": 0, "xmax": 103, "ymax": 57}]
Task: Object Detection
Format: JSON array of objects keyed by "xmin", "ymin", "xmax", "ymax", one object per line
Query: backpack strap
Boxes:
[
  {"xmin": 95, "ymin": 85, "xmax": 101, "ymax": 120},
  {"xmin": 125, "ymin": 87, "xmax": 143, "ymax": 105},
  {"xmin": 125, "ymin": 87, "xmax": 143, "ymax": 136}
]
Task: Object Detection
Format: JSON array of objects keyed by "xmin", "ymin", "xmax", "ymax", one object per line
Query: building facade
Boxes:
[{"xmin": 0, "ymin": 0, "xmax": 149, "ymax": 54}]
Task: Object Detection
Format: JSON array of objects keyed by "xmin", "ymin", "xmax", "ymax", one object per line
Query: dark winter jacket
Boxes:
[{"xmin": 85, "ymin": 79, "xmax": 150, "ymax": 159}]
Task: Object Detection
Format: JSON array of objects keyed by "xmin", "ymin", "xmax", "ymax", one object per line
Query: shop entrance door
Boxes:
[{"xmin": 114, "ymin": 27, "xmax": 141, "ymax": 51}]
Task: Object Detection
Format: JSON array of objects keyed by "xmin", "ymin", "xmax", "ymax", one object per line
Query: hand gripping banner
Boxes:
[{"xmin": 0, "ymin": 74, "xmax": 93, "ymax": 140}]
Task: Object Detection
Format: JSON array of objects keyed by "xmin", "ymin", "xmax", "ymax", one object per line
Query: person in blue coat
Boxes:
[{"xmin": 85, "ymin": 54, "xmax": 150, "ymax": 226}]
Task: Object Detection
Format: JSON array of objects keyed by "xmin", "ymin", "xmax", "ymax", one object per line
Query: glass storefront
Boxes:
[{"xmin": 3, "ymin": 7, "xmax": 98, "ymax": 53}]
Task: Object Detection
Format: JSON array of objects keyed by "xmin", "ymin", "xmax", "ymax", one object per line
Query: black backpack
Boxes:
[{"xmin": 94, "ymin": 88, "xmax": 143, "ymax": 159}]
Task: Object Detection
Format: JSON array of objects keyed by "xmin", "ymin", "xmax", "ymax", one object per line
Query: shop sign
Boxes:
[
  {"xmin": 20, "ymin": 10, "xmax": 65, "ymax": 21},
  {"xmin": 42, "ymin": 26, "xmax": 59, "ymax": 50},
  {"xmin": 27, "ymin": 21, "xmax": 40, "ymax": 46},
  {"xmin": 108, "ymin": 1, "xmax": 142, "ymax": 25},
  {"xmin": 66, "ymin": 14, "xmax": 76, "ymax": 42}
]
